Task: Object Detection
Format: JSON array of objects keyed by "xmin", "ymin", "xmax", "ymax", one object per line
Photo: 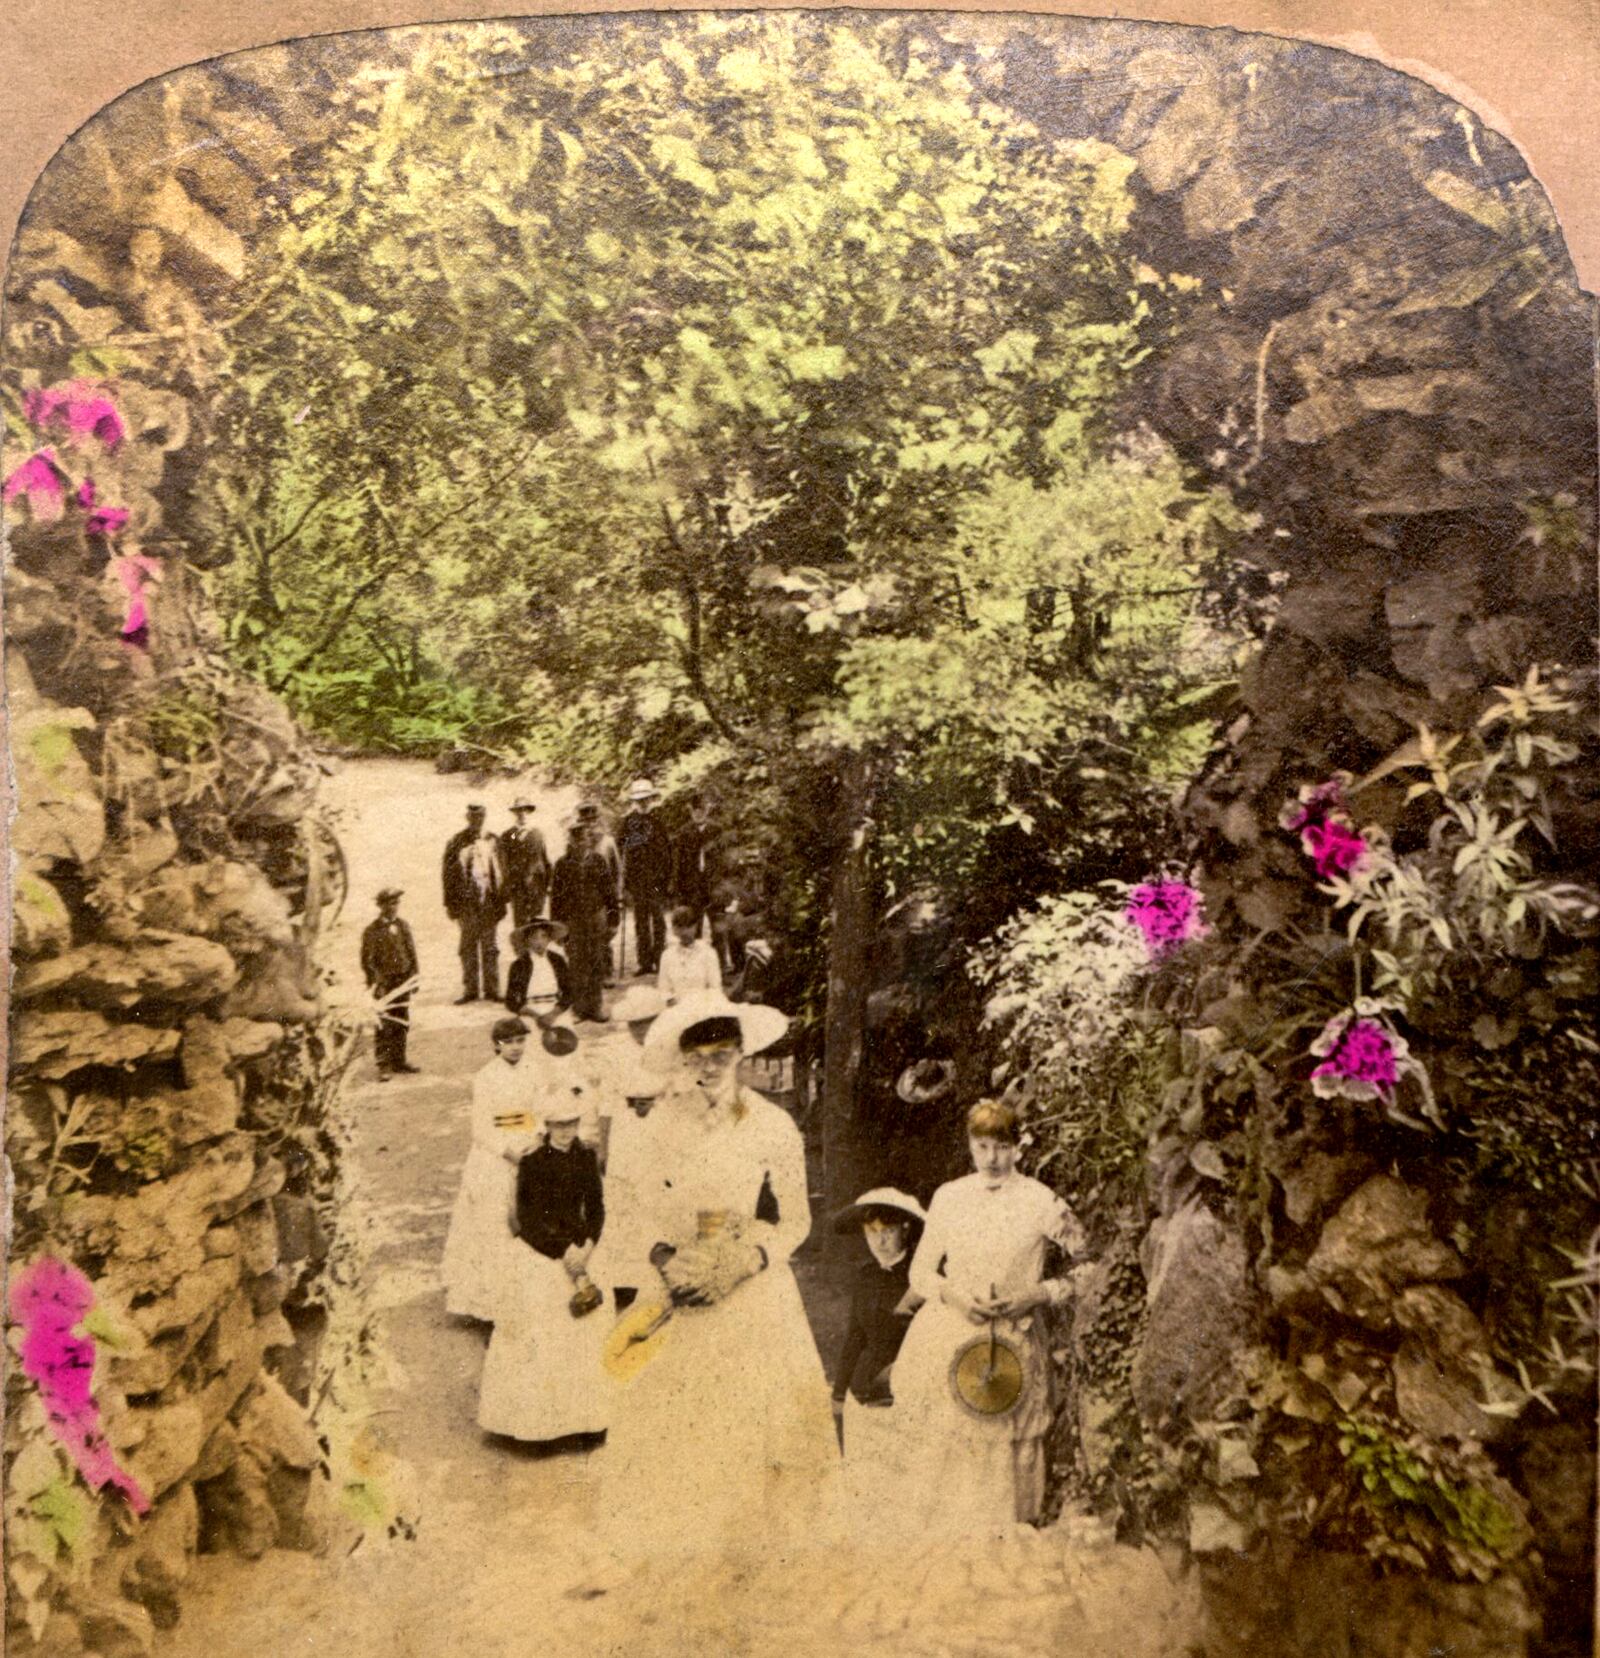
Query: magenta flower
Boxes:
[
  {"xmin": 112, "ymin": 553, "xmax": 161, "ymax": 643},
  {"xmin": 24, "ymin": 380, "xmax": 127, "ymax": 450},
  {"xmin": 3, "ymin": 449, "xmax": 68, "ymax": 522},
  {"xmin": 11, "ymin": 1256, "xmax": 150, "ymax": 1515},
  {"xmin": 1301, "ymin": 818, "xmax": 1368, "ymax": 880},
  {"xmin": 77, "ymin": 479, "xmax": 130, "ymax": 539},
  {"xmin": 1125, "ymin": 880, "xmax": 1206, "ymax": 959},
  {"xmin": 1281, "ymin": 776, "xmax": 1348, "ymax": 835},
  {"xmin": 1309, "ymin": 1003, "xmax": 1410, "ymax": 1103}
]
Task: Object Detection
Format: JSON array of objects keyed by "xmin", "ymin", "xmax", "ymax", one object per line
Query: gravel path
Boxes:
[{"xmin": 159, "ymin": 758, "xmax": 1200, "ymax": 1658}]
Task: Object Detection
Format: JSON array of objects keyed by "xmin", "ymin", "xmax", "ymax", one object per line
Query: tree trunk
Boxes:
[{"xmin": 820, "ymin": 750, "xmax": 877, "ymax": 1238}]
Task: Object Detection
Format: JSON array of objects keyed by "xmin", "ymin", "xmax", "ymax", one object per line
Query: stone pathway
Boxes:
[{"xmin": 159, "ymin": 757, "xmax": 1200, "ymax": 1657}]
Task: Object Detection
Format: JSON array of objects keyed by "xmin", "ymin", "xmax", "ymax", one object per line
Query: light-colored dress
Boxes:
[
  {"xmin": 600, "ymin": 1081, "xmax": 836, "ymax": 1559},
  {"xmin": 890, "ymin": 1171, "xmax": 1079, "ymax": 1539},
  {"xmin": 478, "ymin": 1141, "xmax": 610, "ymax": 1442},
  {"xmin": 440, "ymin": 1054, "xmax": 547, "ymax": 1321},
  {"xmin": 656, "ymin": 938, "xmax": 724, "ymax": 1004}
]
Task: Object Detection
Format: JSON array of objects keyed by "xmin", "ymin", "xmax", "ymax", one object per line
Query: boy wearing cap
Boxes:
[
  {"xmin": 500, "ymin": 798, "xmax": 552, "ymax": 928},
  {"xmin": 619, "ymin": 779, "xmax": 671, "ymax": 977},
  {"xmin": 360, "ymin": 888, "xmax": 420, "ymax": 1079}
]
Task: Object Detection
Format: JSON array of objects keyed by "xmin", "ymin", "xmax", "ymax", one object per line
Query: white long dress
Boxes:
[
  {"xmin": 600, "ymin": 1081, "xmax": 837, "ymax": 1560},
  {"xmin": 890, "ymin": 1172, "xmax": 1079, "ymax": 1540},
  {"xmin": 440, "ymin": 1053, "xmax": 548, "ymax": 1320}
]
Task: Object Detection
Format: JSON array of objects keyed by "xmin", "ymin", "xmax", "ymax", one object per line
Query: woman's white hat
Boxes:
[
  {"xmin": 641, "ymin": 989, "xmax": 788, "ymax": 1074},
  {"xmin": 831, "ymin": 1187, "xmax": 928, "ymax": 1233},
  {"xmin": 609, "ymin": 984, "xmax": 666, "ymax": 1024}
]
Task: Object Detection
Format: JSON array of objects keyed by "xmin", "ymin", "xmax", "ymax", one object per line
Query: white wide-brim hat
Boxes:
[
  {"xmin": 627, "ymin": 778, "xmax": 660, "ymax": 802},
  {"xmin": 610, "ymin": 985, "xmax": 666, "ymax": 1024},
  {"xmin": 641, "ymin": 990, "xmax": 788, "ymax": 1074},
  {"xmin": 831, "ymin": 1187, "xmax": 928, "ymax": 1233}
]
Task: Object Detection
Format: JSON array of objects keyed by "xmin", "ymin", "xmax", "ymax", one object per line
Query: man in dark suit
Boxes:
[
  {"xmin": 500, "ymin": 796, "xmax": 551, "ymax": 928},
  {"xmin": 550, "ymin": 822, "xmax": 620, "ymax": 1022},
  {"xmin": 619, "ymin": 778, "xmax": 671, "ymax": 977},
  {"xmin": 670, "ymin": 793, "xmax": 716, "ymax": 934},
  {"xmin": 360, "ymin": 887, "xmax": 420, "ymax": 1079},
  {"xmin": 441, "ymin": 803, "xmax": 505, "ymax": 1003}
]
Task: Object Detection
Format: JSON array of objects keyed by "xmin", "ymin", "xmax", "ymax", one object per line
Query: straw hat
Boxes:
[
  {"xmin": 511, "ymin": 918, "xmax": 568, "ymax": 948},
  {"xmin": 831, "ymin": 1187, "xmax": 928, "ymax": 1234},
  {"xmin": 627, "ymin": 778, "xmax": 660, "ymax": 802},
  {"xmin": 641, "ymin": 990, "xmax": 788, "ymax": 1074}
]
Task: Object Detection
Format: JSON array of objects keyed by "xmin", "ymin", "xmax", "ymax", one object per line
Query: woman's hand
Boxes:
[
  {"xmin": 988, "ymin": 1287, "xmax": 1046, "ymax": 1318},
  {"xmin": 662, "ymin": 1236, "xmax": 764, "ymax": 1306},
  {"xmin": 940, "ymin": 1283, "xmax": 989, "ymax": 1326},
  {"xmin": 561, "ymin": 1242, "xmax": 588, "ymax": 1281}
]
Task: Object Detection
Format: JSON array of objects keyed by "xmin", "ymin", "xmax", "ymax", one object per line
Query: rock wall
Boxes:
[{"xmin": 4, "ymin": 62, "xmax": 353, "ymax": 1655}]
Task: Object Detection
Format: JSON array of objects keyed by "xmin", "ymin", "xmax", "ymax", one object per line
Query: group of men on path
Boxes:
[{"xmin": 361, "ymin": 781, "xmax": 748, "ymax": 1076}]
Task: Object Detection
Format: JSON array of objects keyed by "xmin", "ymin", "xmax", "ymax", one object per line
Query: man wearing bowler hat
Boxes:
[
  {"xmin": 361, "ymin": 887, "xmax": 420, "ymax": 1079},
  {"xmin": 500, "ymin": 796, "xmax": 551, "ymax": 928},
  {"xmin": 442, "ymin": 803, "xmax": 506, "ymax": 1003}
]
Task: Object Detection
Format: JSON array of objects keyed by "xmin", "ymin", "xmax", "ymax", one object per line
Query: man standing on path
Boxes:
[
  {"xmin": 442, "ymin": 803, "xmax": 506, "ymax": 1003},
  {"xmin": 551, "ymin": 820, "xmax": 620, "ymax": 1023},
  {"xmin": 575, "ymin": 801, "xmax": 622, "ymax": 983},
  {"xmin": 670, "ymin": 792, "xmax": 716, "ymax": 935},
  {"xmin": 619, "ymin": 779, "xmax": 671, "ymax": 977},
  {"xmin": 360, "ymin": 887, "xmax": 420, "ymax": 1079},
  {"xmin": 500, "ymin": 797, "xmax": 552, "ymax": 928}
]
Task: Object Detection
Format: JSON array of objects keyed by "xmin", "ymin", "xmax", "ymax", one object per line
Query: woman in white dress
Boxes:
[
  {"xmin": 441, "ymin": 1017, "xmax": 546, "ymax": 1321},
  {"xmin": 477, "ymin": 1099, "xmax": 611, "ymax": 1443},
  {"xmin": 599, "ymin": 991, "xmax": 837, "ymax": 1560},
  {"xmin": 890, "ymin": 1098, "xmax": 1084, "ymax": 1540}
]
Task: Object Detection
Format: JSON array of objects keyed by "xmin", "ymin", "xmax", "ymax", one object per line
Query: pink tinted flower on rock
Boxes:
[
  {"xmin": 1309, "ymin": 1004, "xmax": 1410, "ymax": 1103},
  {"xmin": 1125, "ymin": 880, "xmax": 1206, "ymax": 959},
  {"xmin": 77, "ymin": 479, "xmax": 130, "ymax": 538},
  {"xmin": 10, "ymin": 1256, "xmax": 150, "ymax": 1516},
  {"xmin": 112, "ymin": 553, "xmax": 161, "ymax": 644},
  {"xmin": 1280, "ymin": 776, "xmax": 1348, "ymax": 835},
  {"xmin": 1301, "ymin": 818, "xmax": 1368, "ymax": 880},
  {"xmin": 24, "ymin": 380, "xmax": 127, "ymax": 450},
  {"xmin": 3, "ymin": 449, "xmax": 68, "ymax": 522}
]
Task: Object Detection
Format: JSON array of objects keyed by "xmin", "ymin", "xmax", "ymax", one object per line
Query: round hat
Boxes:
[
  {"xmin": 641, "ymin": 990, "xmax": 788, "ymax": 1074},
  {"xmin": 627, "ymin": 778, "xmax": 660, "ymax": 802},
  {"xmin": 541, "ymin": 1021, "xmax": 580, "ymax": 1058},
  {"xmin": 831, "ymin": 1187, "xmax": 929, "ymax": 1234},
  {"xmin": 376, "ymin": 886, "xmax": 404, "ymax": 903},
  {"xmin": 896, "ymin": 1058, "xmax": 957, "ymax": 1106},
  {"xmin": 511, "ymin": 796, "xmax": 537, "ymax": 812},
  {"xmin": 609, "ymin": 985, "xmax": 666, "ymax": 1024},
  {"xmin": 512, "ymin": 918, "xmax": 568, "ymax": 947},
  {"xmin": 574, "ymin": 802, "xmax": 600, "ymax": 821},
  {"xmin": 541, "ymin": 1082, "xmax": 588, "ymax": 1122},
  {"xmin": 743, "ymin": 938, "xmax": 773, "ymax": 966}
]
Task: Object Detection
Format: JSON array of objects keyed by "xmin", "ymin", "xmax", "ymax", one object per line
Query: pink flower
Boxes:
[
  {"xmin": 1125, "ymin": 880, "xmax": 1206, "ymax": 959},
  {"xmin": 3, "ymin": 449, "xmax": 68, "ymax": 522},
  {"xmin": 1309, "ymin": 1005, "xmax": 1410, "ymax": 1102},
  {"xmin": 1281, "ymin": 776, "xmax": 1348, "ymax": 835},
  {"xmin": 1301, "ymin": 818, "xmax": 1368, "ymax": 880},
  {"xmin": 78, "ymin": 478, "xmax": 130, "ymax": 538},
  {"xmin": 112, "ymin": 553, "xmax": 161, "ymax": 643},
  {"xmin": 10, "ymin": 1257, "xmax": 150, "ymax": 1516},
  {"xmin": 24, "ymin": 380, "xmax": 127, "ymax": 450}
]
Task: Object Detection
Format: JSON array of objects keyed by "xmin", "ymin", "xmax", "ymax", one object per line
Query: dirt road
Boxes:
[{"xmin": 159, "ymin": 757, "xmax": 1200, "ymax": 1658}]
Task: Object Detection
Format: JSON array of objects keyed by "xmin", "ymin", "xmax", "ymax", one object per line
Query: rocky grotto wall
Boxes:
[{"xmin": 3, "ymin": 64, "xmax": 356, "ymax": 1654}]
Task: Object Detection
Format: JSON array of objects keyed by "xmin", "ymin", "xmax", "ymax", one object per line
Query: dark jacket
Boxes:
[
  {"xmin": 671, "ymin": 819, "xmax": 715, "ymax": 907},
  {"xmin": 442, "ymin": 828, "xmax": 505, "ymax": 920},
  {"xmin": 360, "ymin": 916, "xmax": 419, "ymax": 991},
  {"xmin": 504, "ymin": 947, "xmax": 571, "ymax": 1017},
  {"xmin": 832, "ymin": 1253, "xmax": 916, "ymax": 1405},
  {"xmin": 619, "ymin": 810, "xmax": 671, "ymax": 898},
  {"xmin": 500, "ymin": 824, "xmax": 551, "ymax": 910},
  {"xmin": 550, "ymin": 851, "xmax": 620, "ymax": 931},
  {"xmin": 514, "ymin": 1141, "xmax": 604, "ymax": 1261}
]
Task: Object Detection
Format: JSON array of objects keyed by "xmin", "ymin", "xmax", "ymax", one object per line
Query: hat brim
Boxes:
[
  {"xmin": 641, "ymin": 990, "xmax": 788, "ymax": 1074},
  {"xmin": 830, "ymin": 1189, "xmax": 929, "ymax": 1233},
  {"xmin": 513, "ymin": 920, "xmax": 568, "ymax": 945}
]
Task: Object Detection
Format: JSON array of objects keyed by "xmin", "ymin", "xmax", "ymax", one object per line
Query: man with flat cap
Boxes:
[
  {"xmin": 500, "ymin": 796, "xmax": 552, "ymax": 929},
  {"xmin": 361, "ymin": 887, "xmax": 420, "ymax": 1079},
  {"xmin": 442, "ymin": 803, "xmax": 506, "ymax": 1003}
]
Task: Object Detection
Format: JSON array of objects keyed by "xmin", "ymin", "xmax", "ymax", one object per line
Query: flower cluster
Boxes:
[
  {"xmin": 1308, "ymin": 1001, "xmax": 1410, "ymax": 1102},
  {"xmin": 1125, "ymin": 879, "xmax": 1207, "ymax": 959},
  {"xmin": 1282, "ymin": 776, "xmax": 1368, "ymax": 879},
  {"xmin": 11, "ymin": 1257, "xmax": 150, "ymax": 1515},
  {"xmin": 23, "ymin": 380, "xmax": 127, "ymax": 449}
]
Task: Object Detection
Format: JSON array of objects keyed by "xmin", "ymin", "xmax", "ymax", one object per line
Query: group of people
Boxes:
[{"xmin": 435, "ymin": 977, "xmax": 1087, "ymax": 1559}]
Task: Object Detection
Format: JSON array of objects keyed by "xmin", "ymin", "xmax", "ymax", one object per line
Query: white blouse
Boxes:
[
  {"xmin": 656, "ymin": 939, "xmax": 724, "ymax": 1004},
  {"xmin": 909, "ymin": 1172, "xmax": 1082, "ymax": 1307}
]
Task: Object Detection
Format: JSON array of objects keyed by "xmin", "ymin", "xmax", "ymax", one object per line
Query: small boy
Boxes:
[{"xmin": 656, "ymin": 905, "xmax": 724, "ymax": 1006}]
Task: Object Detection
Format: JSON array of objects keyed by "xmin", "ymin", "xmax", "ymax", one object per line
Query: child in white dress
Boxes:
[{"xmin": 441, "ymin": 1017, "xmax": 545, "ymax": 1321}]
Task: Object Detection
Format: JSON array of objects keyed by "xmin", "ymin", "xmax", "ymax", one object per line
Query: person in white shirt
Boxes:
[
  {"xmin": 441, "ymin": 1017, "xmax": 547, "ymax": 1321},
  {"xmin": 888, "ymin": 1097, "xmax": 1085, "ymax": 1538},
  {"xmin": 656, "ymin": 906, "xmax": 724, "ymax": 1005}
]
